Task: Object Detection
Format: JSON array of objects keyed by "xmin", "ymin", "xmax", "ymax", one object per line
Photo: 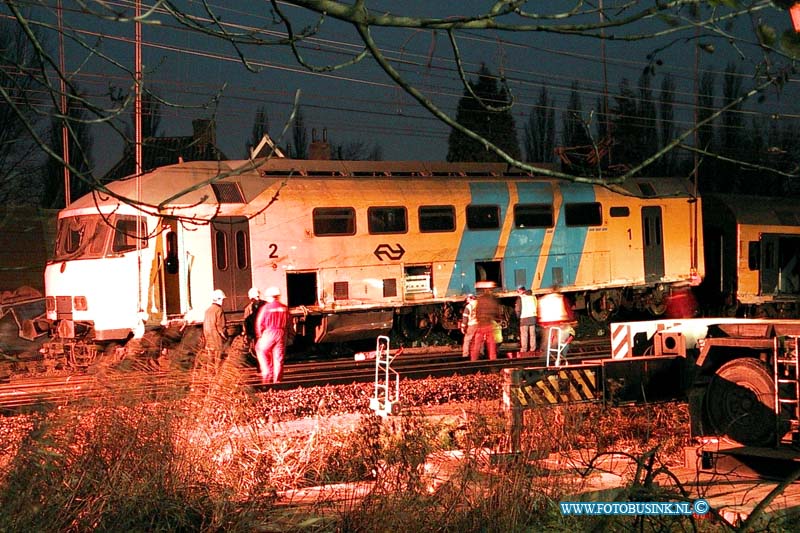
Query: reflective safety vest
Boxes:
[
  {"xmin": 519, "ymin": 294, "xmax": 537, "ymax": 319},
  {"xmin": 462, "ymin": 300, "xmax": 478, "ymax": 327}
]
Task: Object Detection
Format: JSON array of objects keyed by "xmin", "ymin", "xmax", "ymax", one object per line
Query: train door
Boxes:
[
  {"xmin": 759, "ymin": 234, "xmax": 800, "ymax": 295},
  {"xmin": 641, "ymin": 206, "xmax": 665, "ymax": 282},
  {"xmin": 286, "ymin": 271, "xmax": 317, "ymax": 307},
  {"xmin": 211, "ymin": 217, "xmax": 251, "ymax": 311},
  {"xmin": 162, "ymin": 218, "xmax": 181, "ymax": 315}
]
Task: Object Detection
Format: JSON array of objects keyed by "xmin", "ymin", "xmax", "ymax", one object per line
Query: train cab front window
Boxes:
[
  {"xmin": 53, "ymin": 215, "xmax": 111, "ymax": 261},
  {"xmin": 111, "ymin": 216, "xmax": 147, "ymax": 254},
  {"xmin": 53, "ymin": 214, "xmax": 146, "ymax": 261}
]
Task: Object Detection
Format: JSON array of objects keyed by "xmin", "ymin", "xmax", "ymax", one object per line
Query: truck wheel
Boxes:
[{"xmin": 705, "ymin": 358, "xmax": 776, "ymax": 447}]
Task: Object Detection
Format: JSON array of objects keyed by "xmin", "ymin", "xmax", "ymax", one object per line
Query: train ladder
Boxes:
[
  {"xmin": 773, "ymin": 335, "xmax": 800, "ymax": 447},
  {"xmin": 369, "ymin": 335, "xmax": 401, "ymax": 417},
  {"xmin": 546, "ymin": 326, "xmax": 568, "ymax": 367}
]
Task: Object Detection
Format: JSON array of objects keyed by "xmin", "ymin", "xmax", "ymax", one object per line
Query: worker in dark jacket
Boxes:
[
  {"xmin": 470, "ymin": 283, "xmax": 501, "ymax": 361},
  {"xmin": 242, "ymin": 287, "xmax": 265, "ymax": 349},
  {"xmin": 201, "ymin": 289, "xmax": 227, "ymax": 371}
]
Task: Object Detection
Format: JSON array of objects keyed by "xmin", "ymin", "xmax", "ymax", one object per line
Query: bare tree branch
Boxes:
[{"xmin": 2, "ymin": 0, "xmax": 798, "ymax": 209}]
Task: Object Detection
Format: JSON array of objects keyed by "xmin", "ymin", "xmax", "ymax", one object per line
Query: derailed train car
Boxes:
[
  {"xmin": 36, "ymin": 159, "xmax": 702, "ymax": 362},
  {"xmin": 700, "ymin": 194, "xmax": 800, "ymax": 318}
]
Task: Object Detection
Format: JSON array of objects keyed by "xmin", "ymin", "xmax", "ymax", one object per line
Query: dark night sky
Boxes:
[{"xmin": 17, "ymin": 1, "xmax": 800, "ymax": 177}]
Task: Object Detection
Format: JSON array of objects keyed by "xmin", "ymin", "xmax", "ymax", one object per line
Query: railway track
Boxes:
[{"xmin": 0, "ymin": 338, "xmax": 610, "ymax": 411}]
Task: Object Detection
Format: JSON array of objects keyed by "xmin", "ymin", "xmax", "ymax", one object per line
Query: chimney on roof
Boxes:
[
  {"xmin": 309, "ymin": 128, "xmax": 331, "ymax": 160},
  {"xmin": 192, "ymin": 118, "xmax": 216, "ymax": 147}
]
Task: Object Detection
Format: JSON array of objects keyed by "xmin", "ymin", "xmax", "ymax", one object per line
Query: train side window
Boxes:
[
  {"xmin": 609, "ymin": 206, "xmax": 630, "ymax": 217},
  {"xmin": 564, "ymin": 202, "xmax": 602, "ymax": 227},
  {"xmin": 313, "ymin": 207, "xmax": 356, "ymax": 236},
  {"xmin": 235, "ymin": 230, "xmax": 248, "ymax": 270},
  {"xmin": 514, "ymin": 203, "xmax": 553, "ymax": 228},
  {"xmin": 419, "ymin": 205, "xmax": 455, "ymax": 232},
  {"xmin": 466, "ymin": 205, "xmax": 500, "ymax": 230},
  {"xmin": 111, "ymin": 216, "xmax": 147, "ymax": 253},
  {"xmin": 368, "ymin": 206, "xmax": 407, "ymax": 234},
  {"xmin": 215, "ymin": 230, "xmax": 228, "ymax": 271},
  {"xmin": 748, "ymin": 241, "xmax": 760, "ymax": 270}
]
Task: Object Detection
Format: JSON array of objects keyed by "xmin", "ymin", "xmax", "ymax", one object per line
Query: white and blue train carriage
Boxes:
[{"xmin": 41, "ymin": 158, "xmax": 703, "ymax": 360}]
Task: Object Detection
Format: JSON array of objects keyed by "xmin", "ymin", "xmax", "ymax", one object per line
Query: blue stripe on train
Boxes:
[
  {"xmin": 505, "ymin": 181, "xmax": 553, "ymax": 289},
  {"xmin": 539, "ymin": 182, "xmax": 597, "ymax": 289},
  {"xmin": 447, "ymin": 181, "xmax": 509, "ymax": 296}
]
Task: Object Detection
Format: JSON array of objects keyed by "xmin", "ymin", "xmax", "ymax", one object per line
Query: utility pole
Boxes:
[
  {"xmin": 58, "ymin": 0, "xmax": 70, "ymax": 206},
  {"xmin": 600, "ymin": 0, "xmax": 611, "ymax": 166},
  {"xmin": 135, "ymin": 0, "xmax": 144, "ymax": 317},
  {"xmin": 135, "ymin": 0, "xmax": 142, "ymax": 179}
]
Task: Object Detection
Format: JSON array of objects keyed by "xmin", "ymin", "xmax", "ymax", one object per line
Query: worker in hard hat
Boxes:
[
  {"xmin": 201, "ymin": 289, "xmax": 228, "ymax": 372},
  {"xmin": 515, "ymin": 285, "xmax": 538, "ymax": 356},
  {"xmin": 460, "ymin": 294, "xmax": 478, "ymax": 358},
  {"xmin": 254, "ymin": 286, "xmax": 289, "ymax": 384},
  {"xmin": 242, "ymin": 287, "xmax": 265, "ymax": 349}
]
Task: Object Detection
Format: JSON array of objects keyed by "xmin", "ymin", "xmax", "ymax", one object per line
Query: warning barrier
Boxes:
[
  {"xmin": 512, "ymin": 367, "xmax": 599, "ymax": 406},
  {"xmin": 503, "ymin": 356, "xmax": 686, "ymax": 452}
]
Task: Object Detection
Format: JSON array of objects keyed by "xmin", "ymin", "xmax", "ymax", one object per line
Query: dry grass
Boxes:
[{"xmin": 0, "ymin": 364, "xmax": 792, "ymax": 532}]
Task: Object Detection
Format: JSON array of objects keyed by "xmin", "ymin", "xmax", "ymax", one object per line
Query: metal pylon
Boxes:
[
  {"xmin": 369, "ymin": 335, "xmax": 401, "ymax": 416},
  {"xmin": 546, "ymin": 326, "xmax": 568, "ymax": 367}
]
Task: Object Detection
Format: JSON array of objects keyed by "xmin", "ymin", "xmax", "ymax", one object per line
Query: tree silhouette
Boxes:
[
  {"xmin": 0, "ymin": 18, "xmax": 45, "ymax": 205},
  {"xmin": 42, "ymin": 89, "xmax": 94, "ymax": 209},
  {"xmin": 561, "ymin": 82, "xmax": 591, "ymax": 150},
  {"xmin": 290, "ymin": 107, "xmax": 308, "ymax": 159},
  {"xmin": 246, "ymin": 105, "xmax": 270, "ymax": 158},
  {"xmin": 447, "ymin": 64, "xmax": 519, "ymax": 162},
  {"xmin": 523, "ymin": 86, "xmax": 555, "ymax": 164},
  {"xmin": 141, "ymin": 91, "xmax": 162, "ymax": 140},
  {"xmin": 332, "ymin": 140, "xmax": 383, "ymax": 161},
  {"xmin": 658, "ymin": 74, "xmax": 677, "ymax": 176},
  {"xmin": 636, "ymin": 71, "xmax": 658, "ymax": 175},
  {"xmin": 0, "ymin": 0, "xmax": 798, "ymax": 216}
]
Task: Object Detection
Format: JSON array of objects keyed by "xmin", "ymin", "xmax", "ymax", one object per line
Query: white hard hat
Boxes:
[
  {"xmin": 265, "ymin": 286, "xmax": 280, "ymax": 298},
  {"xmin": 212, "ymin": 289, "xmax": 227, "ymax": 301},
  {"xmin": 247, "ymin": 287, "xmax": 261, "ymax": 299}
]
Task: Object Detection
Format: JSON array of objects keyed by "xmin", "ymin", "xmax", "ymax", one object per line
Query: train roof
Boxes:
[
  {"xmin": 66, "ymin": 159, "xmax": 696, "ymax": 215},
  {"xmin": 703, "ymin": 194, "xmax": 800, "ymax": 227}
]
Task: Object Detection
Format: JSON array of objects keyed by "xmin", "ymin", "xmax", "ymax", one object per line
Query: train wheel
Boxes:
[
  {"xmin": 705, "ymin": 358, "xmax": 777, "ymax": 447},
  {"xmin": 723, "ymin": 303, "xmax": 739, "ymax": 317},
  {"xmin": 588, "ymin": 290, "xmax": 620, "ymax": 323},
  {"xmin": 646, "ymin": 299, "xmax": 667, "ymax": 317}
]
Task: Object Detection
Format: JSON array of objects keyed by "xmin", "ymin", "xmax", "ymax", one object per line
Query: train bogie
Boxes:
[{"xmin": 39, "ymin": 159, "xmax": 704, "ymax": 362}]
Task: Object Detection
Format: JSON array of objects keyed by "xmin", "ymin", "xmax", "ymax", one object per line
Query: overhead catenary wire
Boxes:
[{"xmin": 3, "ymin": 1, "xmax": 797, "ymax": 166}]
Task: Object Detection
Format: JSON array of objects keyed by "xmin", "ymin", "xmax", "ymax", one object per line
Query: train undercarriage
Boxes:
[{"xmin": 24, "ymin": 281, "xmax": 678, "ymax": 373}]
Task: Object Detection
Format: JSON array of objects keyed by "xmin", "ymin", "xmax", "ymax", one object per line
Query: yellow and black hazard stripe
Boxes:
[{"xmin": 512, "ymin": 367, "xmax": 600, "ymax": 407}]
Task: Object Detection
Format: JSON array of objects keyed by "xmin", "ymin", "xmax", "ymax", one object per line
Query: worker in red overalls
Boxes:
[
  {"xmin": 470, "ymin": 281, "xmax": 501, "ymax": 361},
  {"xmin": 254, "ymin": 286, "xmax": 289, "ymax": 384}
]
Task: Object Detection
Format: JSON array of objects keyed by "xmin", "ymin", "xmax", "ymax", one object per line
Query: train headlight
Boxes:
[
  {"xmin": 73, "ymin": 296, "xmax": 88, "ymax": 311},
  {"xmin": 45, "ymin": 296, "xmax": 55, "ymax": 312}
]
